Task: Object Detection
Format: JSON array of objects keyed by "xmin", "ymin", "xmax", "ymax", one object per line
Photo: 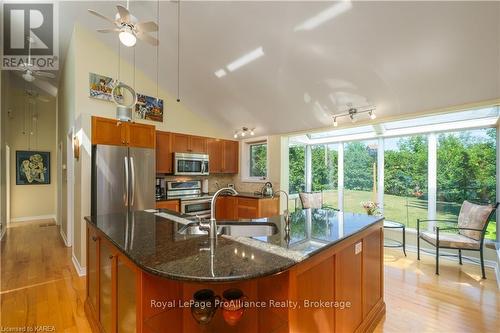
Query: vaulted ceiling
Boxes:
[{"xmin": 53, "ymin": 1, "xmax": 500, "ymax": 136}]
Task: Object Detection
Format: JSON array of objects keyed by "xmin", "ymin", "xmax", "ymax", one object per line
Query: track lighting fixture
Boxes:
[
  {"xmin": 331, "ymin": 105, "xmax": 376, "ymax": 127},
  {"xmin": 233, "ymin": 127, "xmax": 256, "ymax": 138}
]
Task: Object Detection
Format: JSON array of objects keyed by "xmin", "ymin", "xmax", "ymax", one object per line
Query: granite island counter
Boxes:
[{"xmin": 84, "ymin": 209, "xmax": 385, "ymax": 333}]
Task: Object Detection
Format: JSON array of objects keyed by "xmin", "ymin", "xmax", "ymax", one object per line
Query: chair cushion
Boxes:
[
  {"xmin": 420, "ymin": 231, "xmax": 480, "ymax": 250},
  {"xmin": 457, "ymin": 201, "xmax": 494, "ymax": 241},
  {"xmin": 299, "ymin": 192, "xmax": 322, "ymax": 209}
]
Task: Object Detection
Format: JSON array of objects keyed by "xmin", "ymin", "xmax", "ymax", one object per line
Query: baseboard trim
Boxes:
[
  {"xmin": 60, "ymin": 227, "xmax": 71, "ymax": 247},
  {"xmin": 10, "ymin": 214, "xmax": 56, "ymax": 223},
  {"xmin": 72, "ymin": 253, "xmax": 87, "ymax": 277}
]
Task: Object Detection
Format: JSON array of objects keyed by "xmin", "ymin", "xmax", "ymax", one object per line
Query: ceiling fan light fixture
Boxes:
[
  {"xmin": 350, "ymin": 113, "xmax": 356, "ymax": 123},
  {"xmin": 333, "ymin": 116, "xmax": 338, "ymax": 127},
  {"xmin": 250, "ymin": 128, "xmax": 255, "ymax": 136},
  {"xmin": 119, "ymin": 27, "xmax": 137, "ymax": 47},
  {"xmin": 369, "ymin": 110, "xmax": 376, "ymax": 120},
  {"xmin": 22, "ymin": 72, "xmax": 35, "ymax": 82}
]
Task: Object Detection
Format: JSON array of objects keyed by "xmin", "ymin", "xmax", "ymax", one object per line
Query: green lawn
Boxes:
[{"xmin": 290, "ymin": 189, "xmax": 497, "ymax": 240}]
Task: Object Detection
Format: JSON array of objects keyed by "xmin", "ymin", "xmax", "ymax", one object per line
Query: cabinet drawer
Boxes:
[
  {"xmin": 237, "ymin": 197, "xmax": 259, "ymax": 208},
  {"xmin": 237, "ymin": 205, "xmax": 258, "ymax": 219}
]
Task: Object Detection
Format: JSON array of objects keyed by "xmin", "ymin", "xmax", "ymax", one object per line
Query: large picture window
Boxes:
[
  {"xmin": 384, "ymin": 136, "xmax": 428, "ymax": 228},
  {"xmin": 437, "ymin": 129, "xmax": 496, "ymax": 240},
  {"xmin": 289, "ymin": 144, "xmax": 306, "ymax": 195},
  {"xmin": 249, "ymin": 142, "xmax": 267, "ymax": 178},
  {"xmin": 311, "ymin": 144, "xmax": 339, "ymax": 209},
  {"xmin": 344, "ymin": 140, "xmax": 378, "ymax": 214}
]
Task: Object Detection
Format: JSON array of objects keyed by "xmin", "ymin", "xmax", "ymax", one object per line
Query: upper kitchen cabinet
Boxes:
[
  {"xmin": 126, "ymin": 122, "xmax": 156, "ymax": 148},
  {"xmin": 207, "ymin": 139, "xmax": 239, "ymax": 174},
  {"xmin": 223, "ymin": 140, "xmax": 239, "ymax": 173},
  {"xmin": 92, "ymin": 116, "xmax": 155, "ymax": 148},
  {"xmin": 92, "ymin": 116, "xmax": 127, "ymax": 146},
  {"xmin": 171, "ymin": 133, "xmax": 207, "ymax": 154},
  {"xmin": 207, "ymin": 139, "xmax": 223, "ymax": 173},
  {"xmin": 156, "ymin": 131, "xmax": 172, "ymax": 174}
]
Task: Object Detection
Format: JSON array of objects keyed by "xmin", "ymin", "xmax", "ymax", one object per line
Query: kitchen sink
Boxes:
[{"xmin": 177, "ymin": 222, "xmax": 279, "ymax": 237}]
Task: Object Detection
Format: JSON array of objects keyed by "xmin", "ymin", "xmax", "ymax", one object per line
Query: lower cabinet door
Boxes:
[
  {"xmin": 117, "ymin": 256, "xmax": 137, "ymax": 333},
  {"xmin": 87, "ymin": 228, "xmax": 99, "ymax": 312},
  {"xmin": 99, "ymin": 242, "xmax": 114, "ymax": 333}
]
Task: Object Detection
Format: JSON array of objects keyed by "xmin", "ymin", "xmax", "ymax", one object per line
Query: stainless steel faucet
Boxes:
[
  {"xmin": 273, "ymin": 190, "xmax": 290, "ymax": 231},
  {"xmin": 199, "ymin": 187, "xmax": 238, "ymax": 240}
]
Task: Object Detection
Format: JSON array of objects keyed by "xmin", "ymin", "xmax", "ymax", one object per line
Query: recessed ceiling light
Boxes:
[
  {"xmin": 226, "ymin": 47, "xmax": 264, "ymax": 72},
  {"xmin": 294, "ymin": 1, "xmax": 353, "ymax": 32},
  {"xmin": 214, "ymin": 69, "xmax": 227, "ymax": 78}
]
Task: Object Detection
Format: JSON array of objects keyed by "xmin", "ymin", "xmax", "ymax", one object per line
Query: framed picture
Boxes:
[
  {"xmin": 89, "ymin": 73, "xmax": 123, "ymax": 102},
  {"xmin": 16, "ymin": 151, "xmax": 51, "ymax": 185},
  {"xmin": 135, "ymin": 93, "xmax": 164, "ymax": 122}
]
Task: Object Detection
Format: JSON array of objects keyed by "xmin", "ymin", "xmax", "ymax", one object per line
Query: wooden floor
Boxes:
[
  {"xmin": 1, "ymin": 220, "xmax": 499, "ymax": 332},
  {"xmin": 0, "ymin": 220, "xmax": 92, "ymax": 332}
]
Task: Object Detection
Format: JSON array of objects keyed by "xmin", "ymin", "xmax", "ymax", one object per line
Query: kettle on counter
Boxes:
[{"xmin": 261, "ymin": 182, "xmax": 273, "ymax": 197}]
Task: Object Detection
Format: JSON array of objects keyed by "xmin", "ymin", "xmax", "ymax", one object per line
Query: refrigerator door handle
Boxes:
[
  {"xmin": 130, "ymin": 156, "xmax": 136, "ymax": 207},
  {"xmin": 124, "ymin": 156, "xmax": 129, "ymax": 206}
]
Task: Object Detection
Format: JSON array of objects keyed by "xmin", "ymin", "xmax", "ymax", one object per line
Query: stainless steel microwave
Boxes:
[{"xmin": 174, "ymin": 153, "xmax": 209, "ymax": 176}]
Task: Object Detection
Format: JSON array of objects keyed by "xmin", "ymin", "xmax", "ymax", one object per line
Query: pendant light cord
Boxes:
[
  {"xmin": 156, "ymin": 0, "xmax": 160, "ymax": 100},
  {"xmin": 177, "ymin": 0, "xmax": 181, "ymax": 102}
]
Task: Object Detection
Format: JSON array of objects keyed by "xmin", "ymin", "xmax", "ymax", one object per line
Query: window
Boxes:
[
  {"xmin": 384, "ymin": 136, "xmax": 428, "ymax": 228},
  {"xmin": 311, "ymin": 144, "xmax": 339, "ymax": 209},
  {"xmin": 344, "ymin": 140, "xmax": 378, "ymax": 214},
  {"xmin": 289, "ymin": 144, "xmax": 306, "ymax": 194},
  {"xmin": 437, "ymin": 129, "xmax": 496, "ymax": 240},
  {"xmin": 249, "ymin": 142, "xmax": 267, "ymax": 178}
]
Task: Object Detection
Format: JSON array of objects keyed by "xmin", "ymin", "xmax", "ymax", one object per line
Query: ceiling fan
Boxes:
[
  {"xmin": 25, "ymin": 89, "xmax": 50, "ymax": 103},
  {"xmin": 88, "ymin": 1, "xmax": 159, "ymax": 47},
  {"xmin": 15, "ymin": 37, "xmax": 56, "ymax": 83}
]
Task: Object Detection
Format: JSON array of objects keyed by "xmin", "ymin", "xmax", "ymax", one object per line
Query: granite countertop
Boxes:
[{"xmin": 85, "ymin": 209, "xmax": 382, "ymax": 282}]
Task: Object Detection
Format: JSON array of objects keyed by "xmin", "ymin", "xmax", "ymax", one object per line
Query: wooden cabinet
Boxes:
[
  {"xmin": 207, "ymin": 139, "xmax": 223, "ymax": 173},
  {"xmin": 223, "ymin": 140, "xmax": 239, "ymax": 173},
  {"xmin": 156, "ymin": 200, "xmax": 180, "ymax": 212},
  {"xmin": 92, "ymin": 116, "xmax": 155, "ymax": 148},
  {"xmin": 87, "ymin": 225, "xmax": 138, "ymax": 333},
  {"xmin": 207, "ymin": 139, "xmax": 239, "ymax": 174},
  {"xmin": 92, "ymin": 117, "xmax": 127, "ymax": 146},
  {"xmin": 171, "ymin": 133, "xmax": 207, "ymax": 154},
  {"xmin": 216, "ymin": 196, "xmax": 279, "ymax": 220},
  {"xmin": 127, "ymin": 122, "xmax": 156, "ymax": 148},
  {"xmin": 156, "ymin": 131, "xmax": 172, "ymax": 174},
  {"xmin": 215, "ymin": 196, "xmax": 237, "ymax": 220}
]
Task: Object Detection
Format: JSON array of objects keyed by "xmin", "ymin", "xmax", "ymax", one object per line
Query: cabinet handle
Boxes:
[
  {"xmin": 109, "ymin": 255, "xmax": 114, "ymax": 260},
  {"xmin": 116, "ymin": 121, "xmax": 122, "ymax": 126},
  {"xmin": 92, "ymin": 236, "xmax": 97, "ymax": 241}
]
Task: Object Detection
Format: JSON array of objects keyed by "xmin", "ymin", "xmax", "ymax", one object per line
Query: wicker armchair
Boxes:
[{"xmin": 417, "ymin": 201, "xmax": 498, "ymax": 279}]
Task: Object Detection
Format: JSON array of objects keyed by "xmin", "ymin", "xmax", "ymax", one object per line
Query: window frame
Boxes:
[{"xmin": 241, "ymin": 137, "xmax": 269, "ymax": 182}]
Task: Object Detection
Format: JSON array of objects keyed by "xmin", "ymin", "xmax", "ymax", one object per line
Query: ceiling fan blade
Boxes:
[
  {"xmin": 135, "ymin": 21, "xmax": 158, "ymax": 32},
  {"xmin": 136, "ymin": 32, "xmax": 159, "ymax": 46},
  {"xmin": 34, "ymin": 71, "xmax": 56, "ymax": 79},
  {"xmin": 116, "ymin": 5, "xmax": 131, "ymax": 23},
  {"xmin": 88, "ymin": 9, "xmax": 116, "ymax": 25},
  {"xmin": 37, "ymin": 96, "xmax": 50, "ymax": 103},
  {"xmin": 97, "ymin": 28, "xmax": 120, "ymax": 33}
]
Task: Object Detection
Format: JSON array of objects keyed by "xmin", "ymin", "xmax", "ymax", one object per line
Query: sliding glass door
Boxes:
[{"xmin": 311, "ymin": 144, "xmax": 339, "ymax": 209}]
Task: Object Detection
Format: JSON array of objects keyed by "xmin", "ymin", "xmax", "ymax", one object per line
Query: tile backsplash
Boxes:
[{"xmin": 157, "ymin": 174, "xmax": 280, "ymax": 195}]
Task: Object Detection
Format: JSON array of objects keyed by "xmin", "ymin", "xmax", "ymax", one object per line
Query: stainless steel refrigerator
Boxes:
[{"xmin": 91, "ymin": 144, "xmax": 155, "ymax": 216}]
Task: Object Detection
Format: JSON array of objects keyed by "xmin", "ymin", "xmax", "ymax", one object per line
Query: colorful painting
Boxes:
[
  {"xmin": 89, "ymin": 73, "xmax": 123, "ymax": 102},
  {"xmin": 135, "ymin": 93, "xmax": 164, "ymax": 122},
  {"xmin": 16, "ymin": 151, "xmax": 50, "ymax": 185}
]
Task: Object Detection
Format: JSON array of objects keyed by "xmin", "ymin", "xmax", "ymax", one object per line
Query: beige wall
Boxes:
[
  {"xmin": 58, "ymin": 24, "xmax": 232, "ymax": 269},
  {"xmin": 0, "ymin": 72, "xmax": 7, "ymax": 237},
  {"xmin": 5, "ymin": 75, "xmax": 57, "ymax": 221}
]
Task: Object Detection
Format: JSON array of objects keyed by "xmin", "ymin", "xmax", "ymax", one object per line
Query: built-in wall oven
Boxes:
[
  {"xmin": 174, "ymin": 153, "xmax": 209, "ymax": 176},
  {"xmin": 166, "ymin": 180, "xmax": 212, "ymax": 218}
]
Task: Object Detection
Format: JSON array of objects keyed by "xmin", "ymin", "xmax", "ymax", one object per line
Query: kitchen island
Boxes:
[{"xmin": 84, "ymin": 209, "xmax": 385, "ymax": 333}]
